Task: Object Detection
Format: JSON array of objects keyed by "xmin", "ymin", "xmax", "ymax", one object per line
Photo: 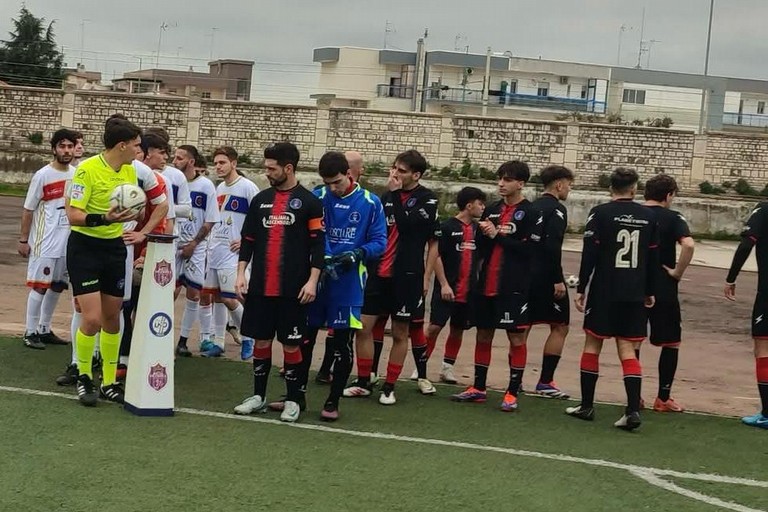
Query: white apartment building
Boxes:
[{"xmin": 313, "ymin": 46, "xmax": 768, "ymax": 132}]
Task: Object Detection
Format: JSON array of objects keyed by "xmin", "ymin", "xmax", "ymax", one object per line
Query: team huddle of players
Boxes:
[{"xmin": 19, "ymin": 117, "xmax": 768, "ymax": 431}]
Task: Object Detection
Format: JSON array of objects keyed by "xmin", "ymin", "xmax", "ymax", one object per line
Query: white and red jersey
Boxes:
[
  {"xmin": 161, "ymin": 165, "xmax": 191, "ymax": 209},
  {"xmin": 24, "ymin": 163, "xmax": 75, "ymax": 258},
  {"xmin": 208, "ymin": 176, "xmax": 259, "ymax": 270},
  {"xmin": 178, "ymin": 175, "xmax": 219, "ymax": 246},
  {"xmin": 133, "ymin": 160, "xmax": 167, "ymax": 207}
]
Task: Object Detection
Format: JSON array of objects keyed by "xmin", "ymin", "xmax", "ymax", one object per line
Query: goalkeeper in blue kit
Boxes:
[{"xmin": 304, "ymin": 151, "xmax": 387, "ymax": 421}]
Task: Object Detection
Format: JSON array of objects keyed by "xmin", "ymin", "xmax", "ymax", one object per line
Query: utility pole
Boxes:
[
  {"xmin": 635, "ymin": 7, "xmax": 646, "ymax": 69},
  {"xmin": 698, "ymin": 0, "xmax": 715, "ymax": 134},
  {"xmin": 481, "ymin": 46, "xmax": 492, "ymax": 117},
  {"xmin": 209, "ymin": 27, "xmax": 218, "ymax": 60},
  {"xmin": 617, "ymin": 24, "xmax": 629, "ymax": 66},
  {"xmin": 79, "ymin": 19, "xmax": 90, "ymax": 67},
  {"xmin": 646, "ymin": 39, "xmax": 661, "ymax": 68}
]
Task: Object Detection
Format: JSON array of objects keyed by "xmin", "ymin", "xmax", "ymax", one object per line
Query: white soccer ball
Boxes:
[
  {"xmin": 110, "ymin": 183, "xmax": 146, "ymax": 214},
  {"xmin": 565, "ymin": 275, "xmax": 579, "ymax": 288}
]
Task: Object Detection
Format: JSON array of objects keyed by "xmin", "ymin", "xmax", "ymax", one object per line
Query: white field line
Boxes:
[{"xmin": 1, "ymin": 385, "xmax": 765, "ymax": 512}]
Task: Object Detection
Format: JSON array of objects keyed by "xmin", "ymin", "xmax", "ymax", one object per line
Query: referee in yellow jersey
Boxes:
[{"xmin": 65, "ymin": 117, "xmax": 143, "ymax": 406}]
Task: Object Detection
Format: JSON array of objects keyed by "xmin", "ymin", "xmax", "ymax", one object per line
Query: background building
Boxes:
[
  {"xmin": 313, "ymin": 46, "xmax": 768, "ymax": 132},
  {"xmin": 113, "ymin": 59, "xmax": 254, "ymax": 100}
]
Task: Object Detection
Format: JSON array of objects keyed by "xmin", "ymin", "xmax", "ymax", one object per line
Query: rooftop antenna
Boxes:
[
  {"xmin": 635, "ymin": 7, "xmax": 646, "ymax": 69},
  {"xmin": 384, "ymin": 20, "xmax": 395, "ymax": 49}
]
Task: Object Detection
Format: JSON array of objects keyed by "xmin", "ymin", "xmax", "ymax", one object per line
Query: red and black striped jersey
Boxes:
[
  {"xmin": 239, "ymin": 184, "xmax": 325, "ymax": 298},
  {"xmin": 436, "ymin": 217, "xmax": 480, "ymax": 303},
  {"xmin": 477, "ymin": 198, "xmax": 542, "ymax": 297},
  {"xmin": 376, "ymin": 185, "xmax": 440, "ymax": 278}
]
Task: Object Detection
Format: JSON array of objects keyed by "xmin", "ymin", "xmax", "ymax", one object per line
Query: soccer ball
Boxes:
[
  {"xmin": 565, "ymin": 275, "xmax": 579, "ymax": 288},
  {"xmin": 110, "ymin": 183, "xmax": 146, "ymax": 214}
]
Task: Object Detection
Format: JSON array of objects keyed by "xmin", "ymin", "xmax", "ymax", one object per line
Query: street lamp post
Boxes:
[{"xmin": 698, "ymin": 0, "xmax": 715, "ymax": 134}]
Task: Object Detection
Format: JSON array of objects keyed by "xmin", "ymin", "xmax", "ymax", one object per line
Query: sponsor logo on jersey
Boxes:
[
  {"xmin": 614, "ymin": 214, "xmax": 649, "ymax": 226},
  {"xmin": 334, "ymin": 203, "xmax": 350, "ymax": 209},
  {"xmin": 499, "ymin": 222, "xmax": 517, "ymax": 235},
  {"xmin": 71, "ymin": 183, "xmax": 85, "ymax": 201},
  {"xmin": 456, "ymin": 240, "xmax": 477, "ymax": 252},
  {"xmin": 328, "ymin": 226, "xmax": 358, "ymax": 241},
  {"xmin": 263, "ymin": 212, "xmax": 296, "ymax": 227}
]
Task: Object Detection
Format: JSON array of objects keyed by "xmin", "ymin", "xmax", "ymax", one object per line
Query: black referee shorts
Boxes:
[{"xmin": 66, "ymin": 231, "xmax": 127, "ymax": 297}]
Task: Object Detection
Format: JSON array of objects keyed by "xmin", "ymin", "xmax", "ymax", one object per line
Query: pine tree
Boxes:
[{"xmin": 0, "ymin": 7, "xmax": 64, "ymax": 88}]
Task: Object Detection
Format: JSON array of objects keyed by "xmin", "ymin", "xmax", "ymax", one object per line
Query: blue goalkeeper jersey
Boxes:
[{"xmin": 314, "ymin": 182, "xmax": 387, "ymax": 306}]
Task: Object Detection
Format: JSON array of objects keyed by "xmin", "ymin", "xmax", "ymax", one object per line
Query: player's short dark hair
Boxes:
[
  {"xmin": 177, "ymin": 144, "xmax": 200, "ymax": 161},
  {"xmin": 264, "ymin": 142, "xmax": 300, "ymax": 170},
  {"xmin": 394, "ymin": 149, "xmax": 428, "ymax": 176},
  {"xmin": 144, "ymin": 126, "xmax": 170, "ymax": 142},
  {"xmin": 50, "ymin": 129, "xmax": 80, "ymax": 148},
  {"xmin": 104, "ymin": 113, "xmax": 128, "ymax": 130},
  {"xmin": 610, "ymin": 167, "xmax": 639, "ymax": 193},
  {"xmin": 140, "ymin": 132, "xmax": 170, "ymax": 155},
  {"xmin": 456, "ymin": 186, "xmax": 487, "ymax": 210},
  {"xmin": 213, "ymin": 146, "xmax": 238, "ymax": 162},
  {"xmin": 644, "ymin": 174, "xmax": 679, "ymax": 201},
  {"xmin": 71, "ymin": 130, "xmax": 83, "ymax": 142},
  {"xmin": 497, "ymin": 160, "xmax": 530, "ymax": 182},
  {"xmin": 318, "ymin": 151, "xmax": 349, "ymax": 179},
  {"xmin": 194, "ymin": 154, "xmax": 207, "ymax": 168},
  {"xmin": 539, "ymin": 165, "xmax": 574, "ymax": 187},
  {"xmin": 103, "ymin": 118, "xmax": 142, "ymax": 149}
]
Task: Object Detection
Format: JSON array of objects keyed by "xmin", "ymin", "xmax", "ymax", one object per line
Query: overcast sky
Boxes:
[{"xmin": 2, "ymin": 0, "xmax": 765, "ymax": 102}]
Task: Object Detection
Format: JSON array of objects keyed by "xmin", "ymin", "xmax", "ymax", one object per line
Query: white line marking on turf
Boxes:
[
  {"xmin": 630, "ymin": 469, "xmax": 766, "ymax": 512},
  {"xmin": 1, "ymin": 385, "xmax": 766, "ymax": 512}
]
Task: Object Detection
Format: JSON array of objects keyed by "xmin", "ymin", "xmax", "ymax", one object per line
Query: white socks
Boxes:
[
  {"xmin": 180, "ymin": 298, "xmax": 199, "ymax": 338},
  {"xmin": 25, "ymin": 290, "xmax": 43, "ymax": 335},
  {"xmin": 199, "ymin": 303, "xmax": 213, "ymax": 341},
  {"xmin": 38, "ymin": 290, "xmax": 61, "ymax": 334},
  {"xmin": 213, "ymin": 303, "xmax": 228, "ymax": 348}
]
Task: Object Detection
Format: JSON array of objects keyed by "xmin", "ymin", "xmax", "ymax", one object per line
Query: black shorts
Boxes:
[
  {"xmin": 241, "ymin": 295, "xmax": 307, "ymax": 346},
  {"xmin": 752, "ymin": 292, "xmax": 768, "ymax": 339},
  {"xmin": 474, "ymin": 293, "xmax": 529, "ymax": 333},
  {"xmin": 66, "ymin": 231, "xmax": 127, "ymax": 297},
  {"xmin": 362, "ymin": 274, "xmax": 424, "ymax": 322},
  {"xmin": 429, "ymin": 289, "xmax": 472, "ymax": 329},
  {"xmin": 648, "ymin": 299, "xmax": 681, "ymax": 346},
  {"xmin": 583, "ymin": 297, "xmax": 647, "ymax": 341},
  {"xmin": 528, "ymin": 285, "xmax": 570, "ymax": 326}
]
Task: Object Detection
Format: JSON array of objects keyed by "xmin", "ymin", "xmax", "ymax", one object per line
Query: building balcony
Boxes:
[
  {"xmin": 376, "ymin": 84, "xmax": 414, "ymax": 99},
  {"xmin": 426, "ymin": 87, "xmax": 606, "ymax": 113},
  {"xmin": 723, "ymin": 112, "xmax": 768, "ymax": 128}
]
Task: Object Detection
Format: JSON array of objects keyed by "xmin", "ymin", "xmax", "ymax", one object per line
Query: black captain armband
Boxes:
[{"xmin": 85, "ymin": 214, "xmax": 108, "ymax": 227}]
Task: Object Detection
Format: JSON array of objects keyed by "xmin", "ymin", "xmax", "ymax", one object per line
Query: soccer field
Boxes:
[{"xmin": 0, "ymin": 340, "xmax": 765, "ymax": 512}]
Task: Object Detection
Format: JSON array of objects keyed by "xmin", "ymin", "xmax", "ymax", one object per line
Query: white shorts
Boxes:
[
  {"xmin": 26, "ymin": 255, "xmax": 68, "ymax": 289},
  {"xmin": 177, "ymin": 245, "xmax": 207, "ymax": 291},
  {"xmin": 203, "ymin": 266, "xmax": 237, "ymax": 298},
  {"xmin": 124, "ymin": 244, "xmax": 135, "ymax": 302}
]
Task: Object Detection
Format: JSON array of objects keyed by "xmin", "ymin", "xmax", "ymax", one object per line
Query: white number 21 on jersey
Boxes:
[{"xmin": 615, "ymin": 229, "xmax": 640, "ymax": 269}]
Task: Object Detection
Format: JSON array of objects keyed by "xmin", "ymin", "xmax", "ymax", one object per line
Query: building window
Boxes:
[
  {"xmin": 236, "ymin": 79, "xmax": 248, "ymax": 98},
  {"xmin": 201, "ymin": 91, "xmax": 212, "ymax": 99},
  {"xmin": 581, "ymin": 85, "xmax": 588, "ymax": 99},
  {"xmin": 537, "ymin": 83, "xmax": 549, "ymax": 97},
  {"xmin": 622, "ymin": 88, "xmax": 646, "ymax": 104},
  {"xmin": 759, "ymin": 101, "xmax": 766, "ymax": 114}
]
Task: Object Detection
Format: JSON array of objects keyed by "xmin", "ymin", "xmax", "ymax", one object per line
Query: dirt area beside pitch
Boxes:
[{"xmin": 0, "ymin": 195, "xmax": 758, "ymax": 416}]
